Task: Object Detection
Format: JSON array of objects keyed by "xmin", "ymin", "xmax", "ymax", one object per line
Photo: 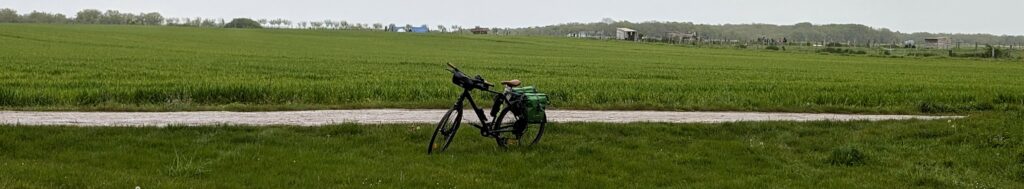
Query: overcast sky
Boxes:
[{"xmin": 4, "ymin": 0, "xmax": 1022, "ymax": 35}]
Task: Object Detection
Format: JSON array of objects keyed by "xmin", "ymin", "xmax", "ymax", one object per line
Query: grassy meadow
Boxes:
[
  {"xmin": 2, "ymin": 24, "xmax": 1024, "ymax": 187},
  {"xmin": 1, "ymin": 24, "xmax": 1023, "ymax": 113},
  {"xmin": 1, "ymin": 112, "xmax": 1022, "ymax": 188}
]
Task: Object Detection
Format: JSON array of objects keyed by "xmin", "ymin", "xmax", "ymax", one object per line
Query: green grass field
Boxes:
[
  {"xmin": 2, "ymin": 112, "xmax": 1022, "ymax": 188},
  {"xmin": 3, "ymin": 24, "xmax": 1024, "ymax": 187},
  {"xmin": 2, "ymin": 24, "xmax": 1023, "ymax": 113}
]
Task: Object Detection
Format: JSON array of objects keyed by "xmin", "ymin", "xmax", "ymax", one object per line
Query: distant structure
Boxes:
[
  {"xmin": 567, "ymin": 31, "xmax": 588, "ymax": 38},
  {"xmin": 616, "ymin": 28, "xmax": 638, "ymax": 41},
  {"xmin": 923, "ymin": 37, "xmax": 951, "ymax": 49},
  {"xmin": 903, "ymin": 40, "xmax": 916, "ymax": 48},
  {"xmin": 385, "ymin": 24, "xmax": 405, "ymax": 32},
  {"xmin": 666, "ymin": 32, "xmax": 699, "ymax": 43},
  {"xmin": 409, "ymin": 26, "xmax": 430, "ymax": 33},
  {"xmin": 385, "ymin": 24, "xmax": 429, "ymax": 33},
  {"xmin": 470, "ymin": 27, "xmax": 489, "ymax": 34}
]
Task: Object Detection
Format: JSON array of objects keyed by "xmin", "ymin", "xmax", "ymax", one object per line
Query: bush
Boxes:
[
  {"xmin": 826, "ymin": 42, "xmax": 846, "ymax": 47},
  {"xmin": 765, "ymin": 45, "xmax": 780, "ymax": 51},
  {"xmin": 907, "ymin": 52, "xmax": 938, "ymax": 57},
  {"xmin": 224, "ymin": 18, "xmax": 262, "ymax": 29},
  {"xmin": 735, "ymin": 44, "xmax": 747, "ymax": 49},
  {"xmin": 827, "ymin": 146, "xmax": 867, "ymax": 166},
  {"xmin": 1017, "ymin": 151, "xmax": 1024, "ymax": 164}
]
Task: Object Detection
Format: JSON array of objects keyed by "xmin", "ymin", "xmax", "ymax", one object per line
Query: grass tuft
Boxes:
[
  {"xmin": 827, "ymin": 146, "xmax": 867, "ymax": 166},
  {"xmin": 164, "ymin": 152, "xmax": 212, "ymax": 178}
]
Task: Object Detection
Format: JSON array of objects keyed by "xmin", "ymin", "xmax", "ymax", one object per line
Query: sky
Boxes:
[{"xmin": 4, "ymin": 0, "xmax": 1022, "ymax": 35}]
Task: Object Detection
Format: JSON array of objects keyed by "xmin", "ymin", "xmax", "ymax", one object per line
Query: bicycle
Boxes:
[{"xmin": 427, "ymin": 63, "xmax": 546, "ymax": 154}]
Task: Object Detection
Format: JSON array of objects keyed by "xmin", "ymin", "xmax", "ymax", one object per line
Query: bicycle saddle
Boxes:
[{"xmin": 501, "ymin": 80, "xmax": 522, "ymax": 87}]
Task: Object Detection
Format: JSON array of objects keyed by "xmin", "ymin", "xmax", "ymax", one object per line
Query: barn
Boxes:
[
  {"xmin": 470, "ymin": 27, "xmax": 489, "ymax": 34},
  {"xmin": 923, "ymin": 37, "xmax": 952, "ymax": 49},
  {"xmin": 616, "ymin": 28, "xmax": 638, "ymax": 41}
]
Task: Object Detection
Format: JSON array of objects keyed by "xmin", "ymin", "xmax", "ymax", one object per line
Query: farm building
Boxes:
[
  {"xmin": 923, "ymin": 37, "xmax": 951, "ymax": 49},
  {"xmin": 384, "ymin": 24, "xmax": 429, "ymax": 33},
  {"xmin": 616, "ymin": 28, "xmax": 638, "ymax": 41},
  {"xmin": 470, "ymin": 27, "xmax": 489, "ymax": 34},
  {"xmin": 409, "ymin": 26, "xmax": 430, "ymax": 33}
]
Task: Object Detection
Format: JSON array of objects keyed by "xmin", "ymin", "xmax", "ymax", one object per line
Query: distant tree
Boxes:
[
  {"xmin": 165, "ymin": 17, "xmax": 180, "ymax": 25},
  {"xmin": 257, "ymin": 19, "xmax": 268, "ymax": 26},
  {"xmin": 0, "ymin": 8, "xmax": 19, "ymax": 23},
  {"xmin": 298, "ymin": 21, "xmax": 307, "ymax": 28},
  {"xmin": 25, "ymin": 11, "xmax": 68, "ymax": 23},
  {"xmin": 268, "ymin": 19, "xmax": 280, "ymax": 28},
  {"xmin": 601, "ymin": 18, "xmax": 616, "ymax": 24},
  {"xmin": 100, "ymin": 10, "xmax": 126, "ymax": 24},
  {"xmin": 322, "ymin": 20, "xmax": 333, "ymax": 29},
  {"xmin": 223, "ymin": 18, "xmax": 262, "ymax": 28},
  {"xmin": 339, "ymin": 21, "xmax": 348, "ymax": 29},
  {"xmin": 141, "ymin": 12, "xmax": 163, "ymax": 25},
  {"xmin": 437, "ymin": 25, "xmax": 447, "ymax": 32},
  {"xmin": 310, "ymin": 21, "xmax": 323, "ymax": 29},
  {"xmin": 200, "ymin": 18, "xmax": 217, "ymax": 27},
  {"xmin": 372, "ymin": 23, "xmax": 383, "ymax": 30},
  {"xmin": 75, "ymin": 9, "xmax": 101, "ymax": 24}
]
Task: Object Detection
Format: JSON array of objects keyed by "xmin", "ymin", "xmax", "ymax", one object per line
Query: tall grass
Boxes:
[{"xmin": 1, "ymin": 24, "xmax": 1023, "ymax": 113}]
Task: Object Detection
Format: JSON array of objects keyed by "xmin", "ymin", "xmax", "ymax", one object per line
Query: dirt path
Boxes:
[{"xmin": 0, "ymin": 109, "xmax": 961, "ymax": 127}]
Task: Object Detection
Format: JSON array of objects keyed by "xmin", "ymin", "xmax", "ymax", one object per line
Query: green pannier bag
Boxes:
[
  {"xmin": 512, "ymin": 86, "xmax": 548, "ymax": 124},
  {"xmin": 511, "ymin": 86, "xmax": 537, "ymax": 94}
]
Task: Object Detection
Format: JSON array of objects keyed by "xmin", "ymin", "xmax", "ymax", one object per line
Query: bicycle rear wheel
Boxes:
[
  {"xmin": 493, "ymin": 107, "xmax": 545, "ymax": 147},
  {"xmin": 428, "ymin": 107, "xmax": 462, "ymax": 154}
]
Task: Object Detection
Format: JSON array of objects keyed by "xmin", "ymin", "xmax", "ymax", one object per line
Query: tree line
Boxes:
[
  {"xmin": 0, "ymin": 8, "xmax": 484, "ymax": 32},
  {"xmin": 509, "ymin": 19, "xmax": 1024, "ymax": 45},
  {"xmin": 1, "ymin": 8, "xmax": 163, "ymax": 25}
]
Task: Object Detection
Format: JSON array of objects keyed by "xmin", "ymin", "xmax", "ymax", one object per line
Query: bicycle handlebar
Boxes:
[
  {"xmin": 446, "ymin": 63, "xmax": 459, "ymax": 71},
  {"xmin": 446, "ymin": 63, "xmax": 492, "ymax": 90}
]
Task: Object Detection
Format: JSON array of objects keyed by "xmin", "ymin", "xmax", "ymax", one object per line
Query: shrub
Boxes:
[
  {"xmin": 826, "ymin": 42, "xmax": 845, "ymax": 47},
  {"xmin": 907, "ymin": 52, "xmax": 938, "ymax": 57},
  {"xmin": 224, "ymin": 18, "xmax": 262, "ymax": 29},
  {"xmin": 1017, "ymin": 151, "xmax": 1024, "ymax": 164},
  {"xmin": 827, "ymin": 146, "xmax": 867, "ymax": 166},
  {"xmin": 735, "ymin": 44, "xmax": 747, "ymax": 49},
  {"xmin": 765, "ymin": 45, "xmax": 780, "ymax": 51}
]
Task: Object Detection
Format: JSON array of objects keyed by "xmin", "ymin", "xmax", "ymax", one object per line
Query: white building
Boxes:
[{"xmin": 616, "ymin": 28, "xmax": 638, "ymax": 41}]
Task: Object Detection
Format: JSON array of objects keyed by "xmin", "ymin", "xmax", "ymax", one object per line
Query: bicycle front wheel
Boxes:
[{"xmin": 428, "ymin": 107, "xmax": 462, "ymax": 154}]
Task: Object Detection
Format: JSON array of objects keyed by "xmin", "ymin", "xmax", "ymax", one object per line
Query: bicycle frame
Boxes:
[{"xmin": 451, "ymin": 87, "xmax": 519, "ymax": 137}]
